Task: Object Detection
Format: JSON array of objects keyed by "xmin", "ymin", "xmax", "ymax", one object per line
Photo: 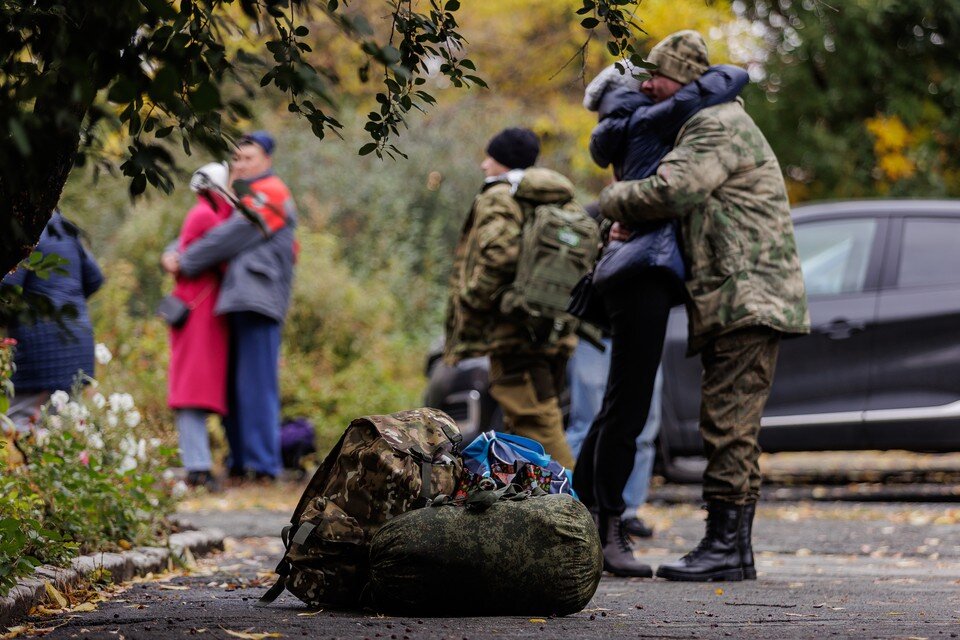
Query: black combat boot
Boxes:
[
  {"xmin": 621, "ymin": 516, "xmax": 654, "ymax": 538},
  {"xmin": 600, "ymin": 513, "xmax": 654, "ymax": 578},
  {"xmin": 655, "ymin": 501, "xmax": 745, "ymax": 582},
  {"xmin": 739, "ymin": 502, "xmax": 757, "ymax": 580}
]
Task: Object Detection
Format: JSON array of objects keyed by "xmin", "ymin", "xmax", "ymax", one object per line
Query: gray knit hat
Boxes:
[
  {"xmin": 647, "ymin": 30, "xmax": 709, "ymax": 84},
  {"xmin": 583, "ymin": 61, "xmax": 643, "ymax": 111}
]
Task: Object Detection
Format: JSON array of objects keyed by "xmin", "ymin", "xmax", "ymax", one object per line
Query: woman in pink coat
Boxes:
[{"xmin": 168, "ymin": 162, "xmax": 233, "ymax": 489}]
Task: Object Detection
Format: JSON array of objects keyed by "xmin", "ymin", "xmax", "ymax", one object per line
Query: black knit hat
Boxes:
[{"xmin": 485, "ymin": 127, "xmax": 540, "ymax": 169}]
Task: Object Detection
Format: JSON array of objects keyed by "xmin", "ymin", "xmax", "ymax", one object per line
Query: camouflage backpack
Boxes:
[
  {"xmin": 498, "ymin": 169, "xmax": 600, "ymax": 335},
  {"xmin": 259, "ymin": 408, "xmax": 463, "ymax": 608}
]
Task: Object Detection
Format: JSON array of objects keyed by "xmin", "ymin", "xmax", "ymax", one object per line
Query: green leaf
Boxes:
[
  {"xmin": 580, "ymin": 17, "xmax": 599, "ymax": 28},
  {"xmin": 8, "ymin": 118, "xmax": 30, "ymax": 156},
  {"xmin": 149, "ymin": 66, "xmax": 179, "ymax": 100},
  {"xmin": 107, "ymin": 79, "xmax": 138, "ymax": 104},
  {"xmin": 445, "ymin": 0, "xmax": 460, "ymax": 10},
  {"xmin": 294, "ymin": 25, "xmax": 309, "ymax": 37},
  {"xmin": 358, "ymin": 142, "xmax": 377, "ymax": 156},
  {"xmin": 189, "ymin": 80, "xmax": 220, "ymax": 112}
]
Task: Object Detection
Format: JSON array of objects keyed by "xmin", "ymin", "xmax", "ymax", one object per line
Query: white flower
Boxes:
[
  {"xmin": 162, "ymin": 469, "xmax": 175, "ymax": 482},
  {"xmin": 117, "ymin": 455, "xmax": 138, "ymax": 474},
  {"xmin": 149, "ymin": 438, "xmax": 162, "ymax": 448},
  {"xmin": 119, "ymin": 393, "xmax": 135, "ymax": 412},
  {"xmin": 106, "ymin": 412, "xmax": 119, "ymax": 428},
  {"xmin": 120, "ymin": 435, "xmax": 137, "ymax": 456},
  {"xmin": 124, "ymin": 410, "xmax": 141, "ymax": 428},
  {"xmin": 48, "ymin": 415, "xmax": 63, "ymax": 430},
  {"xmin": 171, "ymin": 481, "xmax": 188, "ymax": 499},
  {"xmin": 94, "ymin": 343, "xmax": 113, "ymax": 365},
  {"xmin": 35, "ymin": 428, "xmax": 50, "ymax": 446},
  {"xmin": 92, "ymin": 393, "xmax": 106, "ymax": 409},
  {"xmin": 50, "ymin": 390, "xmax": 69, "ymax": 411},
  {"xmin": 136, "ymin": 438, "xmax": 147, "ymax": 461},
  {"xmin": 87, "ymin": 433, "xmax": 104, "ymax": 450},
  {"xmin": 63, "ymin": 401, "xmax": 90, "ymax": 423}
]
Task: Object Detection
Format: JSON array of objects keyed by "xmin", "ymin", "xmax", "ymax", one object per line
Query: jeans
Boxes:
[
  {"xmin": 224, "ymin": 311, "xmax": 282, "ymax": 477},
  {"xmin": 176, "ymin": 408, "xmax": 214, "ymax": 471},
  {"xmin": 566, "ymin": 339, "xmax": 664, "ymax": 514}
]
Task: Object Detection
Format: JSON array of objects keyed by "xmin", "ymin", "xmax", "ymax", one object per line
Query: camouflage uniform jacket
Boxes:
[
  {"xmin": 599, "ymin": 99, "xmax": 810, "ymax": 353},
  {"xmin": 444, "ymin": 169, "xmax": 577, "ymax": 363}
]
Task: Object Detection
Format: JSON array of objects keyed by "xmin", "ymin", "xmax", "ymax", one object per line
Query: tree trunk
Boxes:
[{"xmin": 0, "ymin": 101, "xmax": 85, "ymax": 276}]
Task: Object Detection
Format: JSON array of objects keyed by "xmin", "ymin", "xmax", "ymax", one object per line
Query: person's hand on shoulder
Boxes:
[
  {"xmin": 608, "ymin": 222, "xmax": 632, "ymax": 242},
  {"xmin": 161, "ymin": 251, "xmax": 181, "ymax": 275}
]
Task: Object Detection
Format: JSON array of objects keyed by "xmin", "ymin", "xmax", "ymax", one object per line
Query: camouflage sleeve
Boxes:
[
  {"xmin": 598, "ymin": 114, "xmax": 739, "ymax": 225},
  {"xmin": 460, "ymin": 191, "xmax": 523, "ymax": 312}
]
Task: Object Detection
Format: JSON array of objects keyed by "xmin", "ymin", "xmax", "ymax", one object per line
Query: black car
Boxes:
[{"xmin": 425, "ymin": 200, "xmax": 960, "ymax": 480}]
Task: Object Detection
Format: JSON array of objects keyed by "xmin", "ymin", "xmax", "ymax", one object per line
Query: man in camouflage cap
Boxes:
[
  {"xmin": 444, "ymin": 128, "xmax": 578, "ymax": 470},
  {"xmin": 600, "ymin": 30, "xmax": 810, "ymax": 582}
]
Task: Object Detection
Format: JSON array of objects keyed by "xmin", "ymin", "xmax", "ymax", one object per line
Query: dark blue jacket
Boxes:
[
  {"xmin": 590, "ymin": 64, "xmax": 750, "ymax": 182},
  {"xmin": 2, "ymin": 212, "xmax": 104, "ymax": 392},
  {"xmin": 589, "ymin": 65, "xmax": 749, "ymax": 283}
]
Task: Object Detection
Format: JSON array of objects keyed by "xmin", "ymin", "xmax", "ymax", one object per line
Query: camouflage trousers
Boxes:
[
  {"xmin": 699, "ymin": 326, "xmax": 781, "ymax": 505},
  {"xmin": 489, "ymin": 353, "xmax": 576, "ymax": 470}
]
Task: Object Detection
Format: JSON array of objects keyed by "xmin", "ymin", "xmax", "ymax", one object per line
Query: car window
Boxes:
[
  {"xmin": 898, "ymin": 218, "xmax": 960, "ymax": 288},
  {"xmin": 795, "ymin": 219, "xmax": 877, "ymax": 296}
]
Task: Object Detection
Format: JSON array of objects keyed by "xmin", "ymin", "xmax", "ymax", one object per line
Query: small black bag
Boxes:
[
  {"xmin": 156, "ymin": 294, "xmax": 190, "ymax": 328},
  {"xmin": 566, "ymin": 271, "xmax": 608, "ymax": 330}
]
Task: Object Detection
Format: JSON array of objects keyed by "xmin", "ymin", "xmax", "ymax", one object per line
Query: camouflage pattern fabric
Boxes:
[
  {"xmin": 488, "ymin": 353, "xmax": 575, "ymax": 469},
  {"xmin": 368, "ymin": 492, "xmax": 603, "ymax": 616},
  {"xmin": 700, "ymin": 327, "xmax": 780, "ymax": 504},
  {"xmin": 261, "ymin": 408, "xmax": 463, "ymax": 609},
  {"xmin": 443, "ymin": 168, "xmax": 581, "ymax": 364},
  {"xmin": 599, "ymin": 99, "xmax": 810, "ymax": 354}
]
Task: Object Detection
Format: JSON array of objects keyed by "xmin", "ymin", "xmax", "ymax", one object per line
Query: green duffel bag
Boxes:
[{"xmin": 368, "ymin": 485, "xmax": 603, "ymax": 616}]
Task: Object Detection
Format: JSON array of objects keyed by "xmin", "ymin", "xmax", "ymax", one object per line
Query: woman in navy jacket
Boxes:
[
  {"xmin": 573, "ymin": 62, "xmax": 748, "ymax": 576},
  {"xmin": 2, "ymin": 211, "xmax": 104, "ymax": 430}
]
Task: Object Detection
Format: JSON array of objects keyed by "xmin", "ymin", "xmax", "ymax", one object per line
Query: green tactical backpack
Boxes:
[
  {"xmin": 497, "ymin": 169, "xmax": 600, "ymax": 330},
  {"xmin": 258, "ymin": 408, "xmax": 463, "ymax": 609}
]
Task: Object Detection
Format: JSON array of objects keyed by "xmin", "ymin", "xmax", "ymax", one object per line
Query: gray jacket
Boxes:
[{"xmin": 179, "ymin": 210, "xmax": 297, "ymax": 323}]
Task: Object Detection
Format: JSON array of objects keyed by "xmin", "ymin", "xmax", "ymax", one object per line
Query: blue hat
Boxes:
[{"xmin": 239, "ymin": 130, "xmax": 276, "ymax": 155}]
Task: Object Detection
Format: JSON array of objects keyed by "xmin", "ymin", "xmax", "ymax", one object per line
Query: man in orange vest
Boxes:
[{"xmin": 163, "ymin": 131, "xmax": 297, "ymax": 482}]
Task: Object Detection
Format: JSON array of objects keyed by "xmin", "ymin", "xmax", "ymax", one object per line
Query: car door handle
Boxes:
[{"xmin": 816, "ymin": 318, "xmax": 866, "ymax": 340}]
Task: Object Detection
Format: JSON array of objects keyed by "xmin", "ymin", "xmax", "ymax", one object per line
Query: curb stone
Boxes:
[{"xmin": 0, "ymin": 527, "xmax": 225, "ymax": 629}]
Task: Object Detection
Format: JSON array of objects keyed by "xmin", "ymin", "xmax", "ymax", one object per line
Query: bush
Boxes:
[{"xmin": 0, "ymin": 346, "xmax": 181, "ymax": 597}]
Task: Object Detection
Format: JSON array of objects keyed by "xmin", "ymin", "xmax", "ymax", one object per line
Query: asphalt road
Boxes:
[{"xmin": 24, "ymin": 501, "xmax": 960, "ymax": 640}]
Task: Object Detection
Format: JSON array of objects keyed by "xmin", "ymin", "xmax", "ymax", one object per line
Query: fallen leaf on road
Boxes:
[
  {"xmin": 296, "ymin": 610, "xmax": 324, "ymax": 617},
  {"xmin": 714, "ymin": 588, "xmax": 724, "ymax": 596},
  {"xmin": 529, "ymin": 618, "xmax": 546, "ymax": 623},
  {"xmin": 0, "ymin": 626, "xmax": 29, "ymax": 639},
  {"xmin": 886, "ymin": 611, "xmax": 904, "ymax": 616},
  {"xmin": 71, "ymin": 602, "xmax": 97, "ymax": 613},
  {"xmin": 117, "ymin": 539, "xmax": 132, "ymax": 551},
  {"xmin": 222, "ymin": 629, "xmax": 282, "ymax": 639},
  {"xmin": 159, "ymin": 585, "xmax": 190, "ymax": 591},
  {"xmin": 44, "ymin": 582, "xmax": 68, "ymax": 609}
]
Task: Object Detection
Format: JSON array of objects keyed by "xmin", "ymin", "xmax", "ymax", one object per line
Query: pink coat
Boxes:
[{"xmin": 167, "ymin": 194, "xmax": 233, "ymax": 414}]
